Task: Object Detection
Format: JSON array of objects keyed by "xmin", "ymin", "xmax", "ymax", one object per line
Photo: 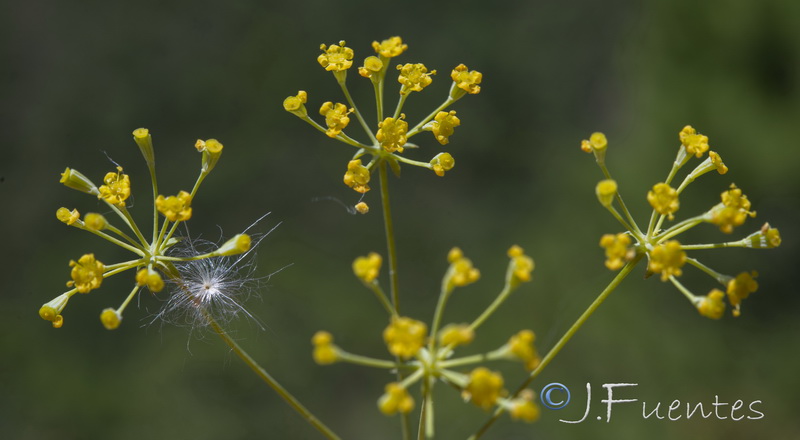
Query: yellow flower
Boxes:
[
  {"xmin": 67, "ymin": 254, "xmax": 104, "ymax": 294},
  {"xmin": 56, "ymin": 207, "xmax": 80, "ymax": 225},
  {"xmin": 372, "ymin": 36, "xmax": 408, "ymax": 58},
  {"xmin": 98, "ymin": 166, "xmax": 131, "ymax": 207},
  {"xmin": 697, "ymin": 289, "xmax": 725, "ymax": 319},
  {"xmin": 744, "ymin": 224, "xmax": 781, "ymax": 249},
  {"xmin": 508, "ymin": 330, "xmax": 540, "ymax": 370},
  {"xmin": 447, "ymin": 247, "xmax": 480, "ymax": 287},
  {"xmin": 509, "ymin": 389, "xmax": 540, "ymax": 422},
  {"xmin": 60, "ymin": 167, "xmax": 98, "ymax": 195},
  {"xmin": 135, "ymin": 268, "xmax": 165, "ymax": 293},
  {"xmin": 595, "ymin": 179, "xmax": 617, "ymax": 207},
  {"xmin": 214, "ymin": 234, "xmax": 252, "ymax": 256},
  {"xmin": 465, "ymin": 367, "xmax": 505, "ymax": 410},
  {"xmin": 358, "ymin": 56, "xmax": 383, "ymax": 79},
  {"xmin": 83, "ymin": 213, "xmax": 107, "ymax": 231},
  {"xmin": 429, "ymin": 111, "xmax": 460, "ymax": 145},
  {"xmin": 156, "ymin": 190, "xmax": 193, "ymax": 222},
  {"xmin": 312, "ymin": 331, "xmax": 338, "ymax": 365},
  {"xmin": 710, "ymin": 184, "xmax": 755, "ymax": 234},
  {"xmin": 376, "ymin": 115, "xmax": 408, "ymax": 153},
  {"xmin": 450, "ymin": 64, "xmax": 482, "ymax": 96},
  {"xmin": 39, "ymin": 292, "xmax": 70, "ymax": 328},
  {"xmin": 354, "ymin": 202, "xmax": 369, "ymax": 214},
  {"xmin": 727, "ymin": 271, "xmax": 758, "ymax": 317},
  {"xmin": 648, "ymin": 240, "xmax": 686, "ymax": 281},
  {"xmin": 647, "ymin": 182, "xmax": 679, "ymax": 219},
  {"xmin": 430, "ymin": 152, "xmax": 455, "ymax": 177},
  {"xmin": 283, "ymin": 90, "xmax": 308, "ymax": 118},
  {"xmin": 317, "ymin": 41, "xmax": 354, "ymax": 72},
  {"xmin": 599, "ymin": 233, "xmax": 632, "ymax": 270},
  {"xmin": 343, "ymin": 159, "xmax": 371, "ymax": 193},
  {"xmin": 397, "ymin": 63, "xmax": 436, "ymax": 94},
  {"xmin": 709, "ymin": 151, "xmax": 728, "ymax": 174},
  {"xmin": 319, "ymin": 102, "xmax": 352, "ymax": 138},
  {"xmin": 439, "ymin": 323, "xmax": 474, "ymax": 347},
  {"xmin": 353, "ymin": 252, "xmax": 382, "ymax": 283},
  {"xmin": 378, "ymin": 383, "xmax": 414, "ymax": 415},
  {"xmin": 100, "ymin": 308, "xmax": 122, "ymax": 330},
  {"xmin": 383, "ymin": 316, "xmax": 427, "ymax": 359},
  {"xmin": 679, "ymin": 125, "xmax": 709, "ymax": 158},
  {"xmin": 507, "ymin": 245, "xmax": 534, "ymax": 285}
]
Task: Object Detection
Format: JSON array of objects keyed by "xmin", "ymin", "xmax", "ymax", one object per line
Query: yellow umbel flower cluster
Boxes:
[
  {"xmin": 283, "ymin": 36, "xmax": 483, "ymax": 202},
  {"xmin": 583, "ymin": 125, "xmax": 781, "ymax": 319},
  {"xmin": 312, "ymin": 246, "xmax": 539, "ymax": 429},
  {"xmin": 40, "ymin": 128, "xmax": 252, "ymax": 329}
]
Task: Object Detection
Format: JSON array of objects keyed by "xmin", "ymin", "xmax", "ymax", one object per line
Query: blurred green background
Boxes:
[{"xmin": 2, "ymin": 0, "xmax": 799, "ymax": 439}]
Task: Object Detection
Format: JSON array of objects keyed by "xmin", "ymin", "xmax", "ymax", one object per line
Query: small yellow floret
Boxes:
[
  {"xmin": 589, "ymin": 132, "xmax": 608, "ymax": 151},
  {"xmin": 679, "ymin": 125, "xmax": 710, "ymax": 158},
  {"xmin": 39, "ymin": 293, "xmax": 70, "ymax": 328},
  {"xmin": 156, "ymin": 190, "xmax": 193, "ymax": 222},
  {"xmin": 83, "ymin": 213, "xmax": 107, "ymax": 231},
  {"xmin": 744, "ymin": 224, "xmax": 781, "ymax": 248},
  {"xmin": 448, "ymin": 250, "xmax": 480, "ymax": 288},
  {"xmin": 709, "ymin": 151, "xmax": 728, "ymax": 174},
  {"xmin": 343, "ymin": 159, "xmax": 371, "ymax": 193},
  {"xmin": 67, "ymin": 254, "xmax": 104, "ymax": 294},
  {"xmin": 697, "ymin": 289, "xmax": 726, "ymax": 319},
  {"xmin": 214, "ymin": 234, "xmax": 251, "ymax": 256},
  {"xmin": 429, "ymin": 111, "xmax": 460, "ymax": 145},
  {"xmin": 97, "ymin": 166, "xmax": 131, "ymax": 207},
  {"xmin": 100, "ymin": 308, "xmax": 122, "ymax": 330},
  {"xmin": 378, "ymin": 383, "xmax": 414, "ymax": 415},
  {"xmin": 430, "ymin": 152, "xmax": 455, "ymax": 177},
  {"xmin": 439, "ymin": 324, "xmax": 474, "ymax": 347},
  {"xmin": 372, "ymin": 36, "xmax": 408, "ymax": 58},
  {"xmin": 397, "ymin": 63, "xmax": 436, "ymax": 94},
  {"xmin": 599, "ymin": 233, "xmax": 632, "ymax": 271},
  {"xmin": 359, "ymin": 56, "xmax": 384, "ymax": 79},
  {"xmin": 60, "ymin": 167, "xmax": 98, "ymax": 194},
  {"xmin": 510, "ymin": 389, "xmax": 541, "ymax": 422},
  {"xmin": 56, "ymin": 207, "xmax": 80, "ymax": 225},
  {"xmin": 283, "ymin": 90, "xmax": 308, "ymax": 117},
  {"xmin": 727, "ymin": 271, "xmax": 758, "ymax": 317},
  {"xmin": 135, "ymin": 268, "xmax": 165, "ymax": 293},
  {"xmin": 383, "ymin": 316, "xmax": 427, "ymax": 359},
  {"xmin": 647, "ymin": 182, "xmax": 679, "ymax": 219},
  {"xmin": 318, "ymin": 41, "xmax": 354, "ymax": 72},
  {"xmin": 465, "ymin": 367, "xmax": 505, "ymax": 410},
  {"xmin": 355, "ymin": 202, "xmax": 369, "ymax": 214},
  {"xmin": 312, "ymin": 331, "xmax": 338, "ymax": 365},
  {"xmin": 509, "ymin": 330, "xmax": 541, "ymax": 370},
  {"xmin": 710, "ymin": 184, "xmax": 755, "ymax": 234},
  {"xmin": 648, "ymin": 241, "xmax": 686, "ymax": 281},
  {"xmin": 353, "ymin": 252, "xmax": 382, "ymax": 283},
  {"xmin": 595, "ymin": 180, "xmax": 617, "ymax": 207},
  {"xmin": 450, "ymin": 64, "xmax": 482, "ymax": 96},
  {"xmin": 508, "ymin": 246, "xmax": 534, "ymax": 285},
  {"xmin": 377, "ymin": 115, "xmax": 408, "ymax": 153},
  {"xmin": 319, "ymin": 102, "xmax": 352, "ymax": 138}
]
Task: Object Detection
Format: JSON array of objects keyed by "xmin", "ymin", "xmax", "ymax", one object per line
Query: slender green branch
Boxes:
[
  {"xmin": 686, "ymin": 257, "xmax": 730, "ymax": 284},
  {"xmin": 669, "ymin": 275, "xmax": 699, "ymax": 304},
  {"xmin": 379, "ymin": 161, "xmax": 400, "ymax": 313},
  {"xmin": 469, "ymin": 254, "xmax": 644, "ymax": 439},
  {"xmin": 657, "ymin": 215, "xmax": 704, "ymax": 242},
  {"xmin": 393, "ymin": 93, "xmax": 409, "ymax": 120},
  {"xmin": 206, "ymin": 314, "xmax": 342, "ymax": 440},
  {"xmin": 335, "ymin": 350, "xmax": 400, "ymax": 369},
  {"xmin": 364, "ymin": 280, "xmax": 396, "ymax": 316},
  {"xmin": 337, "ymin": 79, "xmax": 378, "ymax": 144},
  {"xmin": 598, "ymin": 165, "xmax": 644, "ymax": 239}
]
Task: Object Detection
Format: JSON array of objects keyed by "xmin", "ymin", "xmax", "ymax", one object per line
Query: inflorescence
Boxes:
[
  {"xmin": 283, "ymin": 37, "xmax": 481, "ymax": 212},
  {"xmin": 40, "ymin": 129, "xmax": 252, "ymax": 329},
  {"xmin": 583, "ymin": 126, "xmax": 781, "ymax": 319}
]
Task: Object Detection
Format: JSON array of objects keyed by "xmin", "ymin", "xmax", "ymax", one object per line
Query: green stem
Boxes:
[
  {"xmin": 379, "ymin": 161, "xmax": 400, "ymax": 313},
  {"xmin": 206, "ymin": 314, "xmax": 342, "ymax": 440},
  {"xmin": 338, "ymin": 79, "xmax": 378, "ymax": 144},
  {"xmin": 657, "ymin": 215, "xmax": 705, "ymax": 242},
  {"xmin": 336, "ymin": 350, "xmax": 401, "ymax": 369},
  {"xmin": 686, "ymin": 257, "xmax": 730, "ymax": 284},
  {"xmin": 468, "ymin": 254, "xmax": 644, "ymax": 439},
  {"xmin": 364, "ymin": 281, "xmax": 396, "ymax": 316},
  {"xmin": 393, "ymin": 93, "xmax": 409, "ymax": 120},
  {"xmin": 598, "ymin": 164, "xmax": 644, "ymax": 239}
]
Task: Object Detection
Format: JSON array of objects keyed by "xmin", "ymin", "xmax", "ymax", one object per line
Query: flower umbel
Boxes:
[
  {"xmin": 584, "ymin": 127, "xmax": 780, "ymax": 319},
  {"xmin": 40, "ymin": 129, "xmax": 252, "ymax": 329}
]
